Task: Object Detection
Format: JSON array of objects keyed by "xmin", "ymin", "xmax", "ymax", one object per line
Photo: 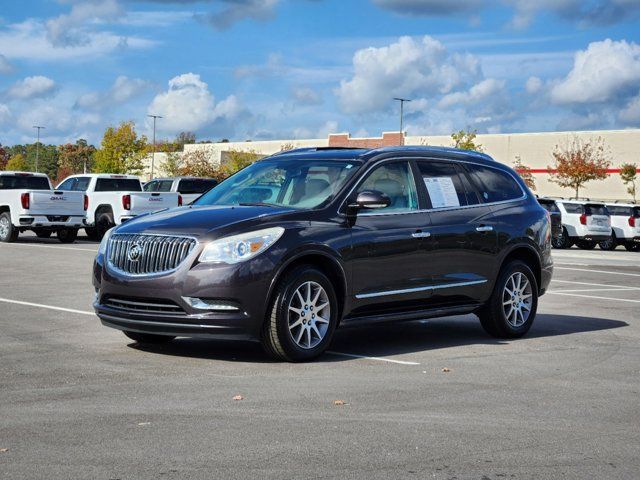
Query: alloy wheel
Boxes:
[
  {"xmin": 0, "ymin": 217, "xmax": 9, "ymax": 239},
  {"xmin": 287, "ymin": 281, "xmax": 331, "ymax": 349},
  {"xmin": 502, "ymin": 272, "xmax": 533, "ymax": 328}
]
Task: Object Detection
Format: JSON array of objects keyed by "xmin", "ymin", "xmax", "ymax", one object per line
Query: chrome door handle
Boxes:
[
  {"xmin": 476, "ymin": 226, "xmax": 494, "ymax": 232},
  {"xmin": 412, "ymin": 232, "xmax": 431, "ymax": 238}
]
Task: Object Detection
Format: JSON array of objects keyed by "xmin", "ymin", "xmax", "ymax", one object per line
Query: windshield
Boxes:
[{"xmin": 194, "ymin": 159, "xmax": 361, "ymax": 209}]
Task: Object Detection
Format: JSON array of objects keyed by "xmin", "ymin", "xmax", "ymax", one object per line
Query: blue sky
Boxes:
[{"xmin": 0, "ymin": 0, "xmax": 639, "ymax": 146}]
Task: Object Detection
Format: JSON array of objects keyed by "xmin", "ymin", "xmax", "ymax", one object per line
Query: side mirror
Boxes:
[{"xmin": 349, "ymin": 190, "xmax": 391, "ymax": 211}]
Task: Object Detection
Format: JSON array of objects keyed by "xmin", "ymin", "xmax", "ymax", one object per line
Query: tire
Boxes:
[
  {"xmin": 262, "ymin": 265, "xmax": 339, "ymax": 362},
  {"xmin": 598, "ymin": 234, "xmax": 616, "ymax": 251},
  {"xmin": 0, "ymin": 212, "xmax": 18, "ymax": 243},
  {"xmin": 624, "ymin": 243, "xmax": 640, "ymax": 252},
  {"xmin": 35, "ymin": 230, "xmax": 52, "ymax": 239},
  {"xmin": 576, "ymin": 240, "xmax": 597, "ymax": 250},
  {"xmin": 57, "ymin": 228, "xmax": 78, "ymax": 244},
  {"xmin": 478, "ymin": 260, "xmax": 538, "ymax": 339},
  {"xmin": 95, "ymin": 211, "xmax": 115, "ymax": 241},
  {"xmin": 85, "ymin": 227, "xmax": 100, "ymax": 241},
  {"xmin": 123, "ymin": 331, "xmax": 176, "ymax": 344},
  {"xmin": 552, "ymin": 227, "xmax": 573, "ymax": 249}
]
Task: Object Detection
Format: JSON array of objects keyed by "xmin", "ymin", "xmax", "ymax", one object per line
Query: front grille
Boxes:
[
  {"xmin": 103, "ymin": 296, "xmax": 185, "ymax": 314},
  {"xmin": 108, "ymin": 234, "xmax": 196, "ymax": 275}
]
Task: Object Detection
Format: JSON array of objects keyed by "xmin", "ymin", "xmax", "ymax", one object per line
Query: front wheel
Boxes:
[
  {"xmin": 576, "ymin": 240, "xmax": 597, "ymax": 250},
  {"xmin": 478, "ymin": 260, "xmax": 538, "ymax": 339},
  {"xmin": 57, "ymin": 228, "xmax": 78, "ymax": 243},
  {"xmin": 123, "ymin": 331, "xmax": 176, "ymax": 344},
  {"xmin": 262, "ymin": 266, "xmax": 338, "ymax": 362},
  {"xmin": 0, "ymin": 212, "xmax": 18, "ymax": 243}
]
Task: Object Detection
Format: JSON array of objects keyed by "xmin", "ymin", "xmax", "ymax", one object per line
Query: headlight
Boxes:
[
  {"xmin": 199, "ymin": 227, "xmax": 285, "ymax": 264},
  {"xmin": 97, "ymin": 228, "xmax": 114, "ymax": 256}
]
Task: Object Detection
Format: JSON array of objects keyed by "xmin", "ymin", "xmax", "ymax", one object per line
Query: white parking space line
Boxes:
[
  {"xmin": 327, "ymin": 351, "xmax": 421, "ymax": 365},
  {"xmin": 554, "ymin": 262, "xmax": 589, "ymax": 266},
  {"xmin": 552, "ymin": 279, "xmax": 640, "ymax": 290},
  {"xmin": 0, "ymin": 243, "xmax": 97, "ymax": 253},
  {"xmin": 555, "ymin": 288, "xmax": 638, "ymax": 293},
  {"xmin": 555, "ymin": 267, "xmax": 640, "ymax": 278},
  {"xmin": 546, "ymin": 292, "xmax": 640, "ymax": 303},
  {"xmin": 0, "ymin": 297, "xmax": 95, "ymax": 316}
]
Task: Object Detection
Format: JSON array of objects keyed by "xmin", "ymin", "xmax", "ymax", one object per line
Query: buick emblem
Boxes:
[{"xmin": 127, "ymin": 243, "xmax": 142, "ymax": 262}]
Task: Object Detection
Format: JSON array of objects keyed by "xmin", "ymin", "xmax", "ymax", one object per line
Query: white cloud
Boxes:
[
  {"xmin": 438, "ymin": 78, "xmax": 506, "ymax": 108},
  {"xmin": 6, "ymin": 76, "xmax": 57, "ymax": 99},
  {"xmin": 0, "ymin": 55, "xmax": 13, "ymax": 75},
  {"xmin": 551, "ymin": 39, "xmax": 640, "ymax": 104},
  {"xmin": 619, "ymin": 95, "xmax": 640, "ymax": 124},
  {"xmin": 291, "ymin": 86, "xmax": 322, "ymax": 105},
  {"xmin": 148, "ymin": 73, "xmax": 245, "ymax": 134},
  {"xmin": 75, "ymin": 76, "xmax": 152, "ymax": 110},
  {"xmin": 336, "ymin": 36, "xmax": 481, "ymax": 114},
  {"xmin": 46, "ymin": 0, "xmax": 123, "ymax": 47},
  {"xmin": 525, "ymin": 76, "xmax": 543, "ymax": 94},
  {"xmin": 16, "ymin": 102, "xmax": 100, "ymax": 135},
  {"xmin": 0, "ymin": 104, "xmax": 11, "ymax": 125}
]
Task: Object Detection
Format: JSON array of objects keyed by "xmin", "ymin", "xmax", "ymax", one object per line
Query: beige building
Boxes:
[{"xmin": 148, "ymin": 129, "xmax": 639, "ymax": 201}]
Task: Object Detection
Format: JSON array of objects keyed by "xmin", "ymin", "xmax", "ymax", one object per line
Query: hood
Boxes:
[{"xmin": 115, "ymin": 205, "xmax": 295, "ymax": 238}]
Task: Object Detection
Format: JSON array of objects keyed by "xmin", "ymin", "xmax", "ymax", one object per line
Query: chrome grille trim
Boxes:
[
  {"xmin": 103, "ymin": 296, "xmax": 185, "ymax": 314},
  {"xmin": 107, "ymin": 233, "xmax": 197, "ymax": 276}
]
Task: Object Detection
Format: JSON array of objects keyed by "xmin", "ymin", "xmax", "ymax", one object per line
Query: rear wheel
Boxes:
[
  {"xmin": 598, "ymin": 234, "xmax": 616, "ymax": 251},
  {"xmin": 95, "ymin": 211, "xmax": 115, "ymax": 240},
  {"xmin": 625, "ymin": 243, "xmax": 640, "ymax": 252},
  {"xmin": 85, "ymin": 227, "xmax": 100, "ymax": 241},
  {"xmin": 478, "ymin": 260, "xmax": 538, "ymax": 339},
  {"xmin": 262, "ymin": 266, "xmax": 338, "ymax": 362},
  {"xmin": 576, "ymin": 240, "xmax": 597, "ymax": 250},
  {"xmin": 57, "ymin": 228, "xmax": 78, "ymax": 243},
  {"xmin": 35, "ymin": 230, "xmax": 52, "ymax": 239},
  {"xmin": 0, "ymin": 212, "xmax": 18, "ymax": 243},
  {"xmin": 123, "ymin": 331, "xmax": 175, "ymax": 344},
  {"xmin": 552, "ymin": 227, "xmax": 573, "ymax": 249}
]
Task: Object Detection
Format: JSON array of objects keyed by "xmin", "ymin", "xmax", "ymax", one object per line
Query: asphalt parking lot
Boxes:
[{"xmin": 1, "ymin": 233, "xmax": 639, "ymax": 479}]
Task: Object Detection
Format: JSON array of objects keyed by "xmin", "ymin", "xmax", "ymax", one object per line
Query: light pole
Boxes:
[
  {"xmin": 32, "ymin": 125, "xmax": 45, "ymax": 173},
  {"xmin": 147, "ymin": 114, "xmax": 162, "ymax": 180},
  {"xmin": 393, "ymin": 98, "xmax": 411, "ymax": 145}
]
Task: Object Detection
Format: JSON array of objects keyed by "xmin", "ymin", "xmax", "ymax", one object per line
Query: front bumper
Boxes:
[{"xmin": 19, "ymin": 215, "xmax": 85, "ymax": 229}]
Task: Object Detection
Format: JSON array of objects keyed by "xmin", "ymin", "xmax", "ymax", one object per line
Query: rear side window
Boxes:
[
  {"xmin": 608, "ymin": 206, "xmax": 632, "ymax": 216},
  {"xmin": 417, "ymin": 161, "xmax": 479, "ymax": 208},
  {"xmin": 95, "ymin": 178, "xmax": 142, "ymax": 192},
  {"xmin": 465, "ymin": 164, "xmax": 523, "ymax": 203},
  {"xmin": 178, "ymin": 179, "xmax": 217, "ymax": 194},
  {"xmin": 561, "ymin": 203, "xmax": 583, "ymax": 214},
  {"xmin": 0, "ymin": 175, "xmax": 50, "ymax": 190}
]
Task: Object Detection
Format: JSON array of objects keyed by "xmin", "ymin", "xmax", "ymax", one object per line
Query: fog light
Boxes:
[{"xmin": 183, "ymin": 297, "xmax": 240, "ymax": 312}]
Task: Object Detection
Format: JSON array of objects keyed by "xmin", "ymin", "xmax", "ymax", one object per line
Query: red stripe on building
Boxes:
[{"xmin": 520, "ymin": 168, "xmax": 629, "ymax": 174}]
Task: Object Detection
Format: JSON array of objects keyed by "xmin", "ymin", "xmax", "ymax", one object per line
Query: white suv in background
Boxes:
[
  {"xmin": 600, "ymin": 203, "xmax": 640, "ymax": 251},
  {"xmin": 554, "ymin": 200, "xmax": 612, "ymax": 250}
]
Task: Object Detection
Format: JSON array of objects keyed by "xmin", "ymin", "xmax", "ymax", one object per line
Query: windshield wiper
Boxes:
[{"xmin": 238, "ymin": 202, "xmax": 279, "ymax": 207}]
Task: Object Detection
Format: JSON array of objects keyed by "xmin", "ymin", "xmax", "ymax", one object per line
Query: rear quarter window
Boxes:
[{"xmin": 464, "ymin": 164, "xmax": 523, "ymax": 203}]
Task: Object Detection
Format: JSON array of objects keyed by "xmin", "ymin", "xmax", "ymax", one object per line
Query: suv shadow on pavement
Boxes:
[{"xmin": 127, "ymin": 313, "xmax": 627, "ymax": 363}]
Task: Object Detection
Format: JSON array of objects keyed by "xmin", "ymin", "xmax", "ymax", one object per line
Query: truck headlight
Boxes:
[
  {"xmin": 97, "ymin": 228, "xmax": 114, "ymax": 256},
  {"xmin": 199, "ymin": 227, "xmax": 284, "ymax": 264}
]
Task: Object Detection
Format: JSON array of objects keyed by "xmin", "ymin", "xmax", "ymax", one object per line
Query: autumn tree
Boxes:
[
  {"xmin": 5, "ymin": 153, "xmax": 29, "ymax": 171},
  {"xmin": 160, "ymin": 151, "xmax": 184, "ymax": 177},
  {"xmin": 280, "ymin": 142, "xmax": 295, "ymax": 152},
  {"xmin": 620, "ymin": 163, "xmax": 638, "ymax": 202},
  {"xmin": 220, "ymin": 149, "xmax": 262, "ymax": 178},
  {"xmin": 178, "ymin": 150, "xmax": 219, "ymax": 178},
  {"xmin": 93, "ymin": 121, "xmax": 147, "ymax": 174},
  {"xmin": 547, "ymin": 136, "xmax": 611, "ymax": 199},
  {"xmin": 513, "ymin": 156, "xmax": 536, "ymax": 191},
  {"xmin": 0, "ymin": 144, "xmax": 8, "ymax": 170},
  {"xmin": 58, "ymin": 139, "xmax": 96, "ymax": 176},
  {"xmin": 451, "ymin": 129, "xmax": 484, "ymax": 152},
  {"xmin": 175, "ymin": 132, "xmax": 196, "ymax": 149}
]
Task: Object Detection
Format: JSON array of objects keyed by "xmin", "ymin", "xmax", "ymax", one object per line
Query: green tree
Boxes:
[
  {"xmin": 547, "ymin": 136, "xmax": 611, "ymax": 199},
  {"xmin": 620, "ymin": 163, "xmax": 638, "ymax": 202},
  {"xmin": 5, "ymin": 153, "xmax": 29, "ymax": 171},
  {"xmin": 451, "ymin": 129, "xmax": 484, "ymax": 152},
  {"xmin": 175, "ymin": 132, "xmax": 196, "ymax": 149},
  {"xmin": 58, "ymin": 139, "xmax": 96, "ymax": 175},
  {"xmin": 160, "ymin": 151, "xmax": 184, "ymax": 177},
  {"xmin": 93, "ymin": 121, "xmax": 147, "ymax": 174},
  {"xmin": 513, "ymin": 156, "xmax": 536, "ymax": 191},
  {"xmin": 0, "ymin": 144, "xmax": 8, "ymax": 170},
  {"xmin": 220, "ymin": 149, "xmax": 262, "ymax": 178}
]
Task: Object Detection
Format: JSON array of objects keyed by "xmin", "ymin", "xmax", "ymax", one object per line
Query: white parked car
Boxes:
[
  {"xmin": 553, "ymin": 200, "xmax": 612, "ymax": 250},
  {"xmin": 599, "ymin": 203, "xmax": 640, "ymax": 251},
  {"xmin": 56, "ymin": 174, "xmax": 181, "ymax": 240},
  {"xmin": 143, "ymin": 176, "xmax": 218, "ymax": 205},
  {"xmin": 0, "ymin": 171, "xmax": 85, "ymax": 243}
]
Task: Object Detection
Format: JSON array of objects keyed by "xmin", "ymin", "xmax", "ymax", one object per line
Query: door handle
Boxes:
[
  {"xmin": 412, "ymin": 231, "xmax": 431, "ymax": 238},
  {"xmin": 476, "ymin": 226, "xmax": 494, "ymax": 232}
]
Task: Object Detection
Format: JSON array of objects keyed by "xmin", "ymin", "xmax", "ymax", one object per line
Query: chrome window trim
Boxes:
[
  {"xmin": 338, "ymin": 155, "xmax": 527, "ymax": 218},
  {"xmin": 355, "ymin": 279, "xmax": 488, "ymax": 299},
  {"xmin": 106, "ymin": 232, "xmax": 199, "ymax": 279}
]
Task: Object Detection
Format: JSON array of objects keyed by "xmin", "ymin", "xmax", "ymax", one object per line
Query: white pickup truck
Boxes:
[
  {"xmin": 56, "ymin": 174, "xmax": 181, "ymax": 240},
  {"xmin": 143, "ymin": 176, "xmax": 218, "ymax": 204},
  {"xmin": 0, "ymin": 171, "xmax": 86, "ymax": 243}
]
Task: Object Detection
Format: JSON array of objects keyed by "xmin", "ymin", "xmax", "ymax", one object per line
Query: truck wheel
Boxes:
[
  {"xmin": 478, "ymin": 260, "xmax": 538, "ymax": 339},
  {"xmin": 95, "ymin": 212, "xmax": 115, "ymax": 240},
  {"xmin": 0, "ymin": 212, "xmax": 18, "ymax": 243},
  {"xmin": 57, "ymin": 228, "xmax": 78, "ymax": 244},
  {"xmin": 576, "ymin": 240, "xmax": 596, "ymax": 250},
  {"xmin": 552, "ymin": 227, "xmax": 572, "ymax": 249},
  {"xmin": 35, "ymin": 230, "xmax": 53, "ymax": 239},
  {"xmin": 625, "ymin": 243, "xmax": 640, "ymax": 252},
  {"xmin": 262, "ymin": 266, "xmax": 338, "ymax": 362},
  {"xmin": 123, "ymin": 331, "xmax": 175, "ymax": 344},
  {"xmin": 599, "ymin": 234, "xmax": 616, "ymax": 251},
  {"xmin": 85, "ymin": 227, "xmax": 100, "ymax": 241}
]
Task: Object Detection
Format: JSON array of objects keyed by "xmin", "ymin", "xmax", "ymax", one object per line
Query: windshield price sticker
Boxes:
[{"xmin": 423, "ymin": 176, "xmax": 460, "ymax": 209}]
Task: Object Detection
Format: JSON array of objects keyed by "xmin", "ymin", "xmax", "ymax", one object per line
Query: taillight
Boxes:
[
  {"xmin": 122, "ymin": 194, "xmax": 131, "ymax": 211},
  {"xmin": 630, "ymin": 216, "xmax": 637, "ymax": 228},
  {"xmin": 579, "ymin": 213, "xmax": 587, "ymax": 225},
  {"xmin": 83, "ymin": 194, "xmax": 89, "ymax": 211},
  {"xmin": 178, "ymin": 194, "xmax": 183, "ymax": 207},
  {"xmin": 21, "ymin": 193, "xmax": 30, "ymax": 209}
]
